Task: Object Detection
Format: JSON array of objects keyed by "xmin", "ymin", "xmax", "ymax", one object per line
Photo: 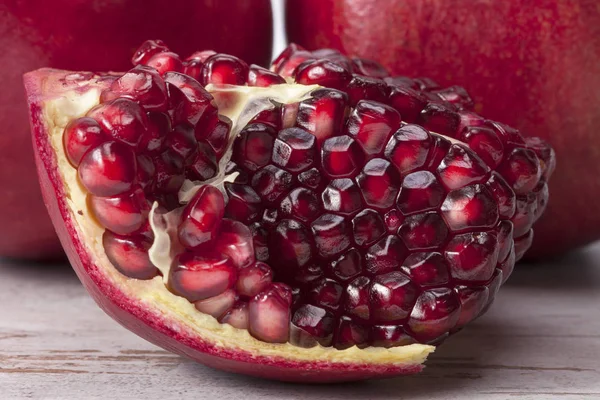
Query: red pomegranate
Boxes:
[
  {"xmin": 0, "ymin": 0, "xmax": 272, "ymax": 260},
  {"xmin": 285, "ymin": 0, "xmax": 600, "ymax": 258},
  {"xmin": 23, "ymin": 41, "xmax": 553, "ymax": 381}
]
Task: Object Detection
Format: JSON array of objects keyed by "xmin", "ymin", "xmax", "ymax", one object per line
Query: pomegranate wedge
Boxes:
[{"xmin": 23, "ymin": 41, "xmax": 553, "ymax": 382}]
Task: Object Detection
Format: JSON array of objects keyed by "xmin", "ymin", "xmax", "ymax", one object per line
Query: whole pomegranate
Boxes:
[
  {"xmin": 23, "ymin": 41, "xmax": 553, "ymax": 381},
  {"xmin": 0, "ymin": 0, "xmax": 273, "ymax": 260},
  {"xmin": 285, "ymin": 0, "xmax": 600, "ymax": 258}
]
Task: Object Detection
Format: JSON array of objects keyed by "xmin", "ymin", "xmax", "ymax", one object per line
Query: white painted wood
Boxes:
[{"xmin": 1, "ymin": 243, "xmax": 600, "ymax": 400}]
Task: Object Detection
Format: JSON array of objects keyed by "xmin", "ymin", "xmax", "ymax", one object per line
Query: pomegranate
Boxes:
[
  {"xmin": 285, "ymin": 0, "xmax": 600, "ymax": 258},
  {"xmin": 23, "ymin": 41, "xmax": 553, "ymax": 381},
  {"xmin": 0, "ymin": 0, "xmax": 273, "ymax": 260}
]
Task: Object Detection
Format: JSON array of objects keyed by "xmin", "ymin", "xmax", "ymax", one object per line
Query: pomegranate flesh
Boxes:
[{"xmin": 23, "ymin": 41, "xmax": 553, "ymax": 382}]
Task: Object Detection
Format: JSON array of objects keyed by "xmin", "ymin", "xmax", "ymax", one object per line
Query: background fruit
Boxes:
[
  {"xmin": 1, "ymin": 0, "xmax": 273, "ymax": 260},
  {"xmin": 285, "ymin": 0, "xmax": 600, "ymax": 258}
]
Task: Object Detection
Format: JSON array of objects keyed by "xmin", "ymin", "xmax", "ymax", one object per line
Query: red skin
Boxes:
[
  {"xmin": 23, "ymin": 69, "xmax": 424, "ymax": 382},
  {"xmin": 286, "ymin": 0, "xmax": 600, "ymax": 258},
  {"xmin": 1, "ymin": 0, "xmax": 272, "ymax": 260}
]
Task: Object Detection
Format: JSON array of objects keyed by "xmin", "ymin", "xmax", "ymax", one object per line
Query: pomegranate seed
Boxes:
[
  {"xmin": 250, "ymin": 106, "xmax": 282, "ymax": 130},
  {"xmin": 356, "ymin": 158, "xmax": 401, "ymax": 209},
  {"xmin": 178, "ymin": 185, "xmax": 225, "ymax": 249},
  {"xmin": 329, "ymin": 248, "xmax": 363, "ymax": 282},
  {"xmin": 251, "ymin": 165, "xmax": 294, "ymax": 204},
  {"xmin": 500, "ymin": 246, "xmax": 517, "ymax": 280},
  {"xmin": 344, "ymin": 276, "xmax": 371, "ymax": 320},
  {"xmin": 169, "ymin": 252, "xmax": 237, "ymax": 302},
  {"xmin": 294, "ymin": 59, "xmax": 352, "ymax": 91},
  {"xmin": 213, "ymin": 219, "xmax": 255, "ymax": 269},
  {"xmin": 87, "ymin": 98, "xmax": 149, "ymax": 147},
  {"xmin": 365, "ymin": 235, "xmax": 408, "ymax": 274},
  {"xmin": 164, "ymin": 72, "xmax": 213, "ymax": 126},
  {"xmin": 187, "ymin": 140, "xmax": 218, "ymax": 181},
  {"xmin": 183, "ymin": 59, "xmax": 204, "ymax": 82},
  {"xmin": 272, "ymin": 127, "xmax": 316, "ymax": 172},
  {"xmin": 496, "ymin": 220, "xmax": 515, "ymax": 263},
  {"xmin": 250, "ymin": 223, "xmax": 269, "ymax": 262},
  {"xmin": 487, "ymin": 121, "xmax": 526, "ymax": 147},
  {"xmin": 322, "ymin": 179, "xmax": 362, "ymax": 215},
  {"xmin": 311, "ymin": 48, "xmax": 353, "ymax": 70},
  {"xmin": 298, "ymin": 167, "xmax": 322, "ymax": 189},
  {"xmin": 311, "ymin": 214, "xmax": 351, "ymax": 258},
  {"xmin": 460, "ymin": 126, "xmax": 504, "ymax": 168},
  {"xmin": 384, "ymin": 124, "xmax": 432, "ymax": 175},
  {"xmin": 408, "ymin": 288, "xmax": 461, "ymax": 342},
  {"xmin": 237, "ymin": 262, "xmax": 273, "ymax": 297},
  {"xmin": 249, "ymin": 283, "xmax": 292, "ymax": 343},
  {"xmin": 347, "ymin": 100, "xmax": 401, "ymax": 156},
  {"xmin": 351, "ymin": 57, "xmax": 389, "ymax": 78},
  {"xmin": 441, "ymin": 184, "xmax": 499, "ymax": 231},
  {"xmin": 420, "ymin": 103, "xmax": 461, "ymax": 137},
  {"xmin": 219, "ymin": 301, "xmax": 249, "ymax": 329},
  {"xmin": 345, "ymin": 75, "xmax": 389, "ymax": 106},
  {"xmin": 534, "ymin": 183, "xmax": 549, "ymax": 221},
  {"xmin": 291, "ymin": 304, "xmax": 335, "ymax": 347},
  {"xmin": 401, "ymin": 252, "xmax": 450, "ymax": 287},
  {"xmin": 334, "ymin": 316, "xmax": 368, "ymax": 350},
  {"xmin": 371, "ymin": 326, "xmax": 415, "ymax": 348},
  {"xmin": 454, "ymin": 285, "xmax": 489, "ymax": 329},
  {"xmin": 321, "ymin": 135, "xmax": 364, "ymax": 178},
  {"xmin": 224, "ymin": 183, "xmax": 262, "ymax": 224},
  {"xmin": 200, "ymin": 54, "xmax": 249, "ymax": 86},
  {"xmin": 512, "ymin": 194, "xmax": 536, "ymax": 237},
  {"xmin": 63, "ymin": 117, "xmax": 108, "ymax": 167},
  {"xmin": 199, "ymin": 115, "xmax": 231, "ymax": 158},
  {"xmin": 437, "ymin": 144, "xmax": 490, "ymax": 190},
  {"xmin": 296, "ymin": 88, "xmax": 348, "ymax": 144},
  {"xmin": 89, "ymin": 187, "xmax": 149, "ymax": 235},
  {"xmin": 397, "ymin": 171, "xmax": 445, "ymax": 215},
  {"xmin": 165, "ymin": 123, "xmax": 198, "ymax": 162},
  {"xmin": 432, "ymin": 86, "xmax": 474, "ymax": 110},
  {"xmin": 248, "ymin": 64, "xmax": 286, "ymax": 87},
  {"xmin": 131, "ymin": 40, "xmax": 169, "ymax": 65},
  {"xmin": 136, "ymin": 154, "xmax": 155, "ymax": 191},
  {"xmin": 525, "ymin": 137, "xmax": 556, "ymax": 181},
  {"xmin": 78, "ymin": 141, "xmax": 137, "ymax": 197},
  {"xmin": 102, "ymin": 66, "xmax": 168, "ymax": 112},
  {"xmin": 279, "ymin": 187, "xmax": 321, "ymax": 222},
  {"xmin": 232, "ymin": 123, "xmax": 276, "ymax": 172},
  {"xmin": 445, "ymin": 231, "xmax": 499, "ymax": 282},
  {"xmin": 145, "ymin": 51, "xmax": 183, "ymax": 76},
  {"xmin": 398, "ymin": 212, "xmax": 449, "ymax": 250},
  {"xmin": 384, "ymin": 209, "xmax": 403, "ymax": 233},
  {"xmin": 103, "ymin": 231, "xmax": 157, "ymax": 280},
  {"xmin": 195, "ymin": 289, "xmax": 237, "ymax": 318},
  {"xmin": 497, "ymin": 148, "xmax": 542, "ymax": 195},
  {"xmin": 486, "ymin": 172, "xmax": 517, "ymax": 219},
  {"xmin": 352, "ymin": 209, "xmax": 386, "ymax": 247},
  {"xmin": 270, "ymin": 219, "xmax": 313, "ymax": 270},
  {"xmin": 152, "ymin": 150, "xmax": 185, "ymax": 193},
  {"xmin": 141, "ymin": 112, "xmax": 170, "ymax": 154},
  {"xmin": 388, "ymin": 86, "xmax": 428, "ymax": 123},
  {"xmin": 309, "ymin": 278, "xmax": 344, "ymax": 311},
  {"xmin": 414, "ymin": 77, "xmax": 440, "ymax": 91},
  {"xmin": 371, "ymin": 272, "xmax": 419, "ymax": 323},
  {"xmin": 187, "ymin": 50, "xmax": 217, "ymax": 63},
  {"xmin": 273, "ymin": 44, "xmax": 314, "ymax": 77}
]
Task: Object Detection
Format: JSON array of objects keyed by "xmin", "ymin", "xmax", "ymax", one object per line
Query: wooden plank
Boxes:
[{"xmin": 1, "ymin": 244, "xmax": 600, "ymax": 399}]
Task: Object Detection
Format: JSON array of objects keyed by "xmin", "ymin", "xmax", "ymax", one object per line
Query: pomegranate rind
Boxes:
[{"xmin": 24, "ymin": 68, "xmax": 433, "ymax": 382}]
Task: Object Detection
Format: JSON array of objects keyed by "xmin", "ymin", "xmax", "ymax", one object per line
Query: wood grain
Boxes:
[{"xmin": 1, "ymin": 243, "xmax": 600, "ymax": 399}]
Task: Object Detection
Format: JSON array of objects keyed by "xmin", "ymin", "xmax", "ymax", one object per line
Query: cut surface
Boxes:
[{"xmin": 25, "ymin": 68, "xmax": 432, "ymax": 382}]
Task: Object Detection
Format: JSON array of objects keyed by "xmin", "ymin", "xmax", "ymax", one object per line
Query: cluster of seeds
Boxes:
[{"xmin": 62, "ymin": 40, "xmax": 554, "ymax": 348}]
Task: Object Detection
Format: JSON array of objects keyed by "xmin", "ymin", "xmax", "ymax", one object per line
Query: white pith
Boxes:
[{"xmin": 40, "ymin": 73, "xmax": 434, "ymax": 366}]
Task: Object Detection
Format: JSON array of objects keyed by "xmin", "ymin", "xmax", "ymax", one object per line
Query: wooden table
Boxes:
[{"xmin": 2, "ymin": 243, "xmax": 600, "ymax": 400}]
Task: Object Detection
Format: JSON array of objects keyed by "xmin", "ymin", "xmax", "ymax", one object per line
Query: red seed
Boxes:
[
  {"xmin": 248, "ymin": 283, "xmax": 292, "ymax": 343},
  {"xmin": 89, "ymin": 187, "xmax": 149, "ymax": 235},
  {"xmin": 346, "ymin": 100, "xmax": 401, "ymax": 156},
  {"xmin": 178, "ymin": 185, "xmax": 225, "ymax": 249},
  {"xmin": 78, "ymin": 141, "xmax": 137, "ymax": 197},
  {"xmin": 247, "ymin": 64, "xmax": 286, "ymax": 87},
  {"xmin": 87, "ymin": 98, "xmax": 149, "ymax": 147},
  {"xmin": 200, "ymin": 54, "xmax": 249, "ymax": 86},
  {"xmin": 103, "ymin": 231, "xmax": 157, "ymax": 280},
  {"xmin": 63, "ymin": 117, "xmax": 108, "ymax": 167}
]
